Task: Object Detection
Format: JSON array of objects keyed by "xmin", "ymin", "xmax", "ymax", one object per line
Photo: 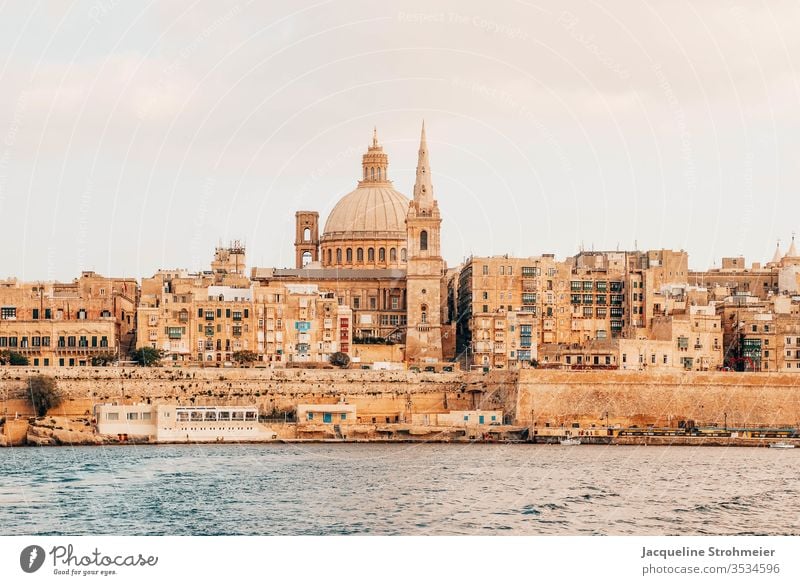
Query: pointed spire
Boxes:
[
  {"xmin": 787, "ymin": 233, "xmax": 798, "ymax": 258},
  {"xmin": 413, "ymin": 121, "xmax": 433, "ymax": 206},
  {"xmin": 372, "ymin": 126, "xmax": 378, "ymax": 148},
  {"xmin": 771, "ymin": 239, "xmax": 783, "ymax": 264}
]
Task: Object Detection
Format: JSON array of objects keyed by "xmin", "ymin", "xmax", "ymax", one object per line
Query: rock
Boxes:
[{"xmin": 26, "ymin": 433, "xmax": 56, "ymax": 446}]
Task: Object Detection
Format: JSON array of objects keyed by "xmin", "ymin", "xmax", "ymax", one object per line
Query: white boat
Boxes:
[
  {"xmin": 560, "ymin": 438, "xmax": 581, "ymax": 446},
  {"xmin": 769, "ymin": 442, "xmax": 795, "ymax": 449}
]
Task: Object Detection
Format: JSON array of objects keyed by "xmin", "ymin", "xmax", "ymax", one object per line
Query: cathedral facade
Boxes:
[{"xmin": 257, "ymin": 123, "xmax": 448, "ymax": 363}]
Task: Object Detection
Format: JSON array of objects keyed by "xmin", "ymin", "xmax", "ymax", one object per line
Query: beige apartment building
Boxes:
[
  {"xmin": 453, "ymin": 249, "xmax": 692, "ymax": 369},
  {"xmin": 0, "ymin": 271, "xmax": 137, "ymax": 366},
  {"xmin": 137, "ymin": 246, "xmax": 353, "ymax": 366},
  {"xmin": 716, "ymin": 292, "xmax": 800, "ymax": 371}
]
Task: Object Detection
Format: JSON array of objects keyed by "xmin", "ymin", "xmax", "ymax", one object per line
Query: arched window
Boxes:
[
  {"xmin": 303, "ymin": 227, "xmax": 311, "ymax": 241},
  {"xmin": 336, "ymin": 248, "xmax": 342, "ymax": 264},
  {"xmin": 364, "ymin": 167, "xmax": 368, "ymax": 179},
  {"xmin": 302, "ymin": 251, "xmax": 312, "ymax": 266},
  {"xmin": 371, "ymin": 167, "xmax": 375, "ymax": 181},
  {"xmin": 379, "ymin": 248, "xmax": 386, "ymax": 262},
  {"xmin": 421, "ymin": 305, "xmax": 428, "ymax": 324},
  {"xmin": 420, "ymin": 230, "xmax": 428, "ymax": 251},
  {"xmin": 401, "ymin": 248, "xmax": 407, "ymax": 261},
  {"xmin": 357, "ymin": 248, "xmax": 364, "ymax": 262},
  {"xmin": 390, "ymin": 247, "xmax": 397, "ymax": 262},
  {"xmin": 377, "ymin": 168, "xmax": 381, "ymax": 180},
  {"xmin": 368, "ymin": 248, "xmax": 375, "ymax": 262},
  {"xmin": 327, "ymin": 249, "xmax": 332, "ymax": 265},
  {"xmin": 346, "ymin": 248, "xmax": 353, "ymax": 263}
]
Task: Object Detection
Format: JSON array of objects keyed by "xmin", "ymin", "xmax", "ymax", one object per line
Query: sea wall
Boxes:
[
  {"xmin": 516, "ymin": 370, "xmax": 800, "ymax": 428},
  {"xmin": 3, "ymin": 367, "xmax": 800, "ymax": 431},
  {"xmin": 0, "ymin": 366, "xmax": 473, "ymax": 419}
]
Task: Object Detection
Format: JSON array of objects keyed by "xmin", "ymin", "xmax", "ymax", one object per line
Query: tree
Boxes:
[
  {"xmin": 28, "ymin": 375, "xmax": 62, "ymax": 417},
  {"xmin": 0, "ymin": 350, "xmax": 29, "ymax": 366},
  {"xmin": 91, "ymin": 352, "xmax": 118, "ymax": 366},
  {"xmin": 329, "ymin": 352, "xmax": 350, "ymax": 368},
  {"xmin": 231, "ymin": 350, "xmax": 259, "ymax": 365},
  {"xmin": 131, "ymin": 347, "xmax": 164, "ymax": 367}
]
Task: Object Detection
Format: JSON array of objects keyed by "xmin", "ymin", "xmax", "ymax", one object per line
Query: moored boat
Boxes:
[{"xmin": 769, "ymin": 441, "xmax": 795, "ymax": 449}]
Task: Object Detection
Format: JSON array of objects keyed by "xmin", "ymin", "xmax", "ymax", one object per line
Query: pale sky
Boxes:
[{"xmin": 1, "ymin": 0, "xmax": 799, "ymax": 281}]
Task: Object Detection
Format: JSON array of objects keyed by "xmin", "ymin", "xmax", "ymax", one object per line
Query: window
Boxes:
[
  {"xmin": 346, "ymin": 248, "xmax": 353, "ymax": 263},
  {"xmin": 77, "ymin": 309, "xmax": 87, "ymax": 320},
  {"xmin": 482, "ymin": 292, "xmax": 489, "ymax": 300},
  {"xmin": 303, "ymin": 227, "xmax": 311, "ymax": 241},
  {"xmin": 45, "ymin": 308, "xmax": 51, "ymax": 319},
  {"xmin": 522, "ymin": 266, "xmax": 539, "ymax": 277},
  {"xmin": 67, "ymin": 336, "xmax": 76, "ymax": 347},
  {"xmin": 401, "ymin": 248, "xmax": 407, "ymax": 262},
  {"xmin": 106, "ymin": 412, "xmax": 119, "ymax": 421},
  {"xmin": 127, "ymin": 412, "xmax": 139, "ymax": 421},
  {"xmin": 357, "ymin": 248, "xmax": 364, "ymax": 262},
  {"xmin": 391, "ymin": 297, "xmax": 399, "ymax": 310},
  {"xmin": 421, "ymin": 305, "xmax": 428, "ymax": 324},
  {"xmin": 390, "ymin": 248, "xmax": 397, "ymax": 262},
  {"xmin": 100, "ymin": 336, "xmax": 108, "ymax": 347},
  {"xmin": 482, "ymin": 265, "xmax": 488, "ymax": 275},
  {"xmin": 32, "ymin": 308, "xmax": 39, "ymax": 319},
  {"xmin": 352, "ymin": 297, "xmax": 360, "ymax": 309},
  {"xmin": 1, "ymin": 307, "xmax": 16, "ymax": 319},
  {"xmin": 327, "ymin": 249, "xmax": 332, "ymax": 264},
  {"xmin": 368, "ymin": 248, "xmax": 375, "ymax": 262},
  {"xmin": 336, "ymin": 248, "xmax": 342, "ymax": 263},
  {"xmin": 420, "ymin": 230, "xmax": 428, "ymax": 251}
]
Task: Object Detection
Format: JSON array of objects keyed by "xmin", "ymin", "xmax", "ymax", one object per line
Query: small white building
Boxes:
[
  {"xmin": 296, "ymin": 403, "xmax": 357, "ymax": 425},
  {"xmin": 412, "ymin": 410, "xmax": 503, "ymax": 426},
  {"xmin": 94, "ymin": 404, "xmax": 277, "ymax": 442}
]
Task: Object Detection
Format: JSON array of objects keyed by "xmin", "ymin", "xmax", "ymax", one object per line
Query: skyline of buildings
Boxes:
[{"xmin": 2, "ymin": 125, "xmax": 800, "ymax": 373}]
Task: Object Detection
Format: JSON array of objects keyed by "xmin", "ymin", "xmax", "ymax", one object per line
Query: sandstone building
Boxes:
[{"xmin": 0, "ymin": 272, "xmax": 137, "ymax": 366}]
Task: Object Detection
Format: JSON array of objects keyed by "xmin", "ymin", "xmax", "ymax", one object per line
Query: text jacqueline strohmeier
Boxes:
[{"xmin": 641, "ymin": 546, "xmax": 776, "ymax": 559}]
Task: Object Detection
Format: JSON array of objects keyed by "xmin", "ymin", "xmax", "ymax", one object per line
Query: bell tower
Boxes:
[
  {"xmin": 405, "ymin": 121, "xmax": 443, "ymax": 363},
  {"xmin": 295, "ymin": 211, "xmax": 319, "ymax": 268}
]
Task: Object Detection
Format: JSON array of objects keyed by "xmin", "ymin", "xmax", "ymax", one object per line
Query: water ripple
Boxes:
[{"xmin": 0, "ymin": 444, "xmax": 796, "ymax": 535}]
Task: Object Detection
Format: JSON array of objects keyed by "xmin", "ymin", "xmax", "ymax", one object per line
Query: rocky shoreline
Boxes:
[{"xmin": 2, "ymin": 416, "xmax": 798, "ymax": 449}]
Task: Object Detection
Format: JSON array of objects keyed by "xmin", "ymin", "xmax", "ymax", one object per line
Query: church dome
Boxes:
[
  {"xmin": 319, "ymin": 129, "xmax": 410, "ymax": 269},
  {"xmin": 323, "ymin": 185, "xmax": 409, "ymax": 240}
]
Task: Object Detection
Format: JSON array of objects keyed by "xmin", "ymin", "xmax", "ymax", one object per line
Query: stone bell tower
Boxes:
[
  {"xmin": 405, "ymin": 121, "xmax": 443, "ymax": 363},
  {"xmin": 295, "ymin": 211, "xmax": 319, "ymax": 268}
]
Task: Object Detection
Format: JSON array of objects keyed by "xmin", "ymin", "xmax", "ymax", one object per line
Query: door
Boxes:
[{"xmin": 323, "ymin": 412, "xmax": 332, "ymax": 423}]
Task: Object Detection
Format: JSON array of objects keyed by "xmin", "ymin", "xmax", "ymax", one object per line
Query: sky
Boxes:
[{"xmin": 1, "ymin": 0, "xmax": 800, "ymax": 281}]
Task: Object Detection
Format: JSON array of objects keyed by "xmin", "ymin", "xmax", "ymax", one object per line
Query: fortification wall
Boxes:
[
  {"xmin": 4, "ymin": 367, "xmax": 800, "ymax": 430},
  {"xmin": 516, "ymin": 370, "xmax": 800, "ymax": 428},
  {"xmin": 0, "ymin": 367, "xmax": 472, "ymax": 419}
]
